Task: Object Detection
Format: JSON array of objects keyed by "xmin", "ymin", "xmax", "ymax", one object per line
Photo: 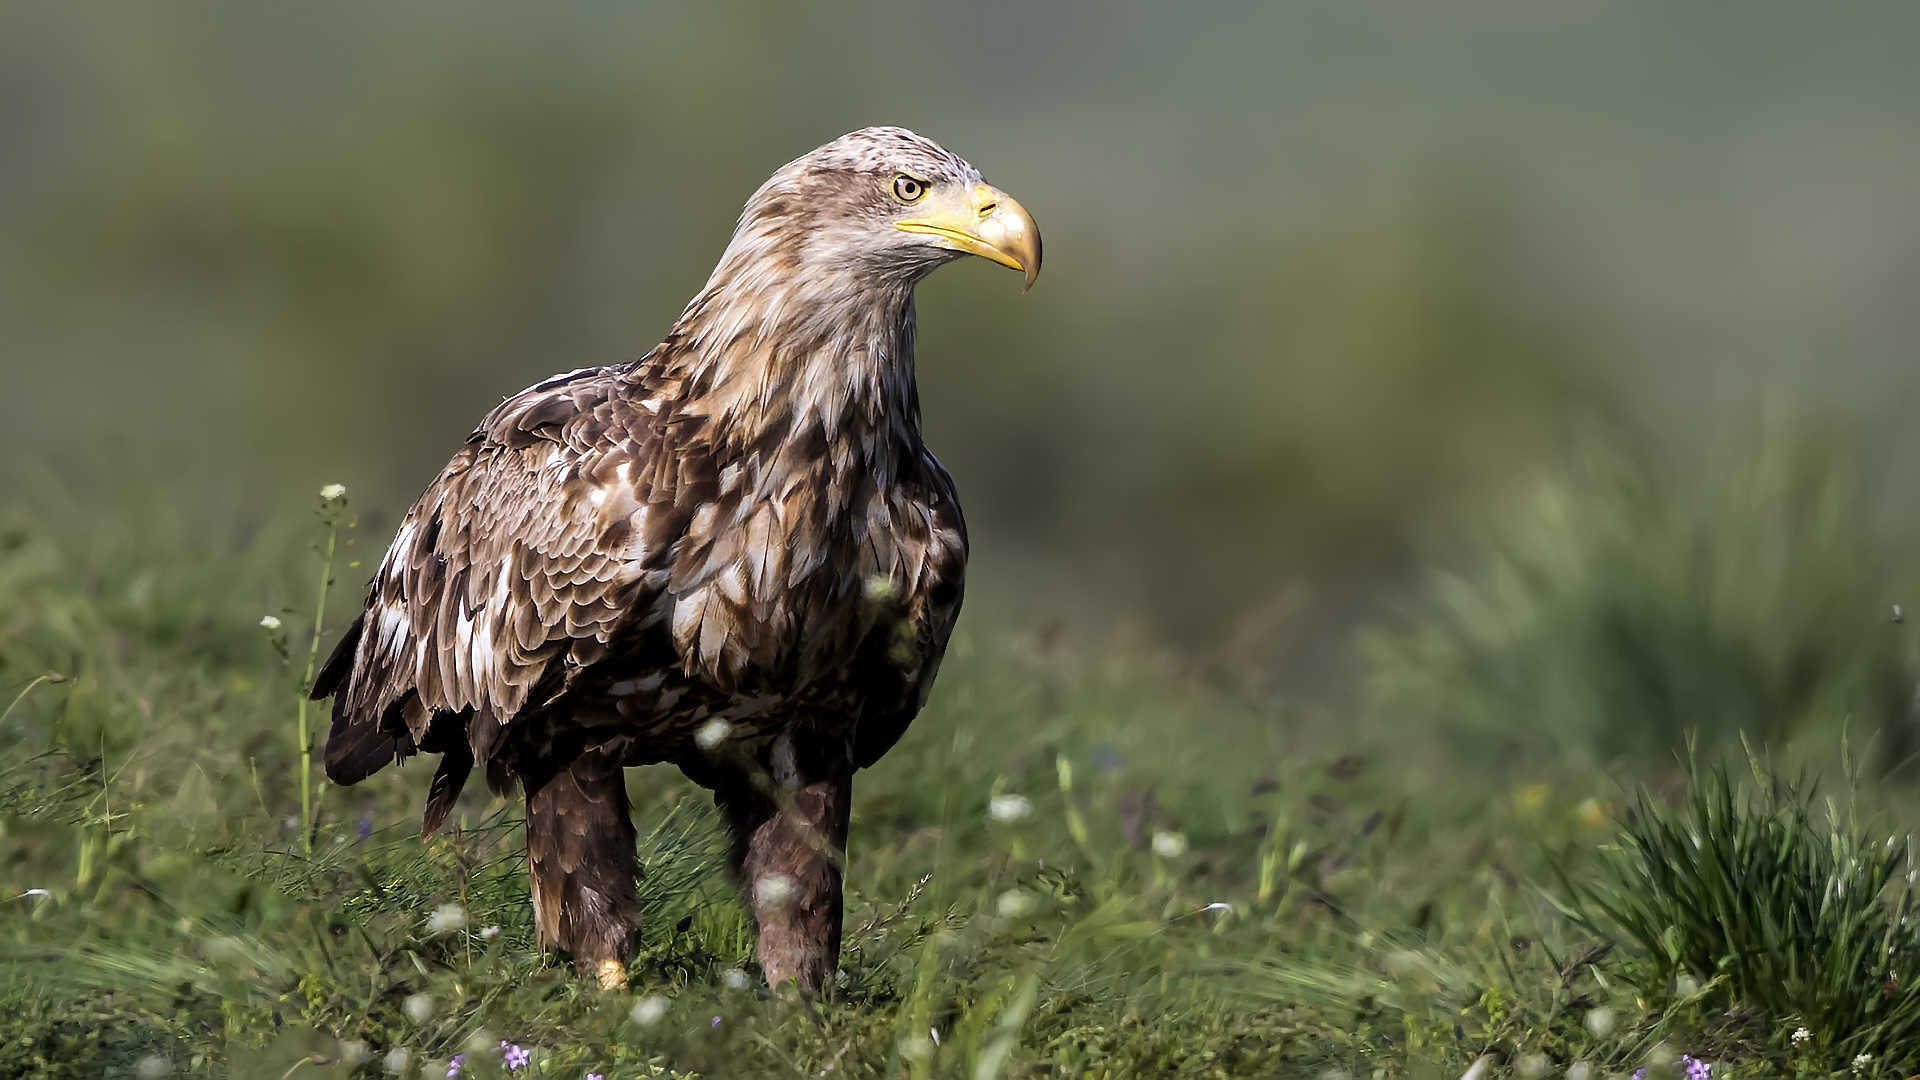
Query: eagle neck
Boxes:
[{"xmin": 655, "ymin": 273, "xmax": 925, "ymax": 487}]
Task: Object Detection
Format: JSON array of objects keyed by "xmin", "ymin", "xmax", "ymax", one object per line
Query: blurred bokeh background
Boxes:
[{"xmin": 4, "ymin": 1, "xmax": 1919, "ymax": 694}]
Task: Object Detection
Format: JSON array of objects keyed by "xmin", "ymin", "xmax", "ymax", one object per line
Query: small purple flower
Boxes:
[
  {"xmin": 1681, "ymin": 1056, "xmax": 1711, "ymax": 1080},
  {"xmin": 587, "ymin": 1075, "xmax": 604, "ymax": 1080},
  {"xmin": 500, "ymin": 1041, "xmax": 530, "ymax": 1070},
  {"xmin": 446, "ymin": 1055, "xmax": 465, "ymax": 1077},
  {"xmin": 1633, "ymin": 1071, "xmax": 1646, "ymax": 1080},
  {"xmin": 711, "ymin": 1015, "xmax": 722, "ymax": 1027},
  {"xmin": 358, "ymin": 817, "xmax": 373, "ymax": 839}
]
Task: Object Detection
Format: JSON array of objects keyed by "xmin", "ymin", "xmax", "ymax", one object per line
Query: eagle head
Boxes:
[{"xmin": 726, "ymin": 126, "xmax": 1042, "ymax": 293}]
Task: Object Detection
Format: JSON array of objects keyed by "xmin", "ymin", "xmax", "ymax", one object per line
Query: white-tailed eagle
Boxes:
[{"xmin": 311, "ymin": 127, "xmax": 1040, "ymax": 993}]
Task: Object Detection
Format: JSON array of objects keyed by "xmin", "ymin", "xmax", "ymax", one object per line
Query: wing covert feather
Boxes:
[{"xmin": 341, "ymin": 367, "xmax": 660, "ymax": 738}]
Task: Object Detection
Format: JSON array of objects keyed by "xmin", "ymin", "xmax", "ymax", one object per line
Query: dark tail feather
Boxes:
[
  {"xmin": 324, "ymin": 689, "xmax": 414, "ymax": 786},
  {"xmin": 315, "ymin": 612, "xmax": 417, "ymax": 786},
  {"xmin": 311, "ymin": 612, "xmax": 364, "ymax": 702},
  {"xmin": 421, "ymin": 739, "xmax": 474, "ymax": 838}
]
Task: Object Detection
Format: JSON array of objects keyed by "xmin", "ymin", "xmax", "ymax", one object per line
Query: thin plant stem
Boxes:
[
  {"xmin": 299, "ymin": 501, "xmax": 340, "ymax": 855},
  {"xmin": 0, "ymin": 671, "xmax": 70, "ymax": 728}
]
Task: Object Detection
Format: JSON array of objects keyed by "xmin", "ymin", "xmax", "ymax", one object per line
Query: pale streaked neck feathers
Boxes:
[
  {"xmin": 638, "ymin": 131, "xmax": 978, "ymax": 482},
  {"xmin": 662, "ymin": 250, "xmax": 924, "ymax": 473}
]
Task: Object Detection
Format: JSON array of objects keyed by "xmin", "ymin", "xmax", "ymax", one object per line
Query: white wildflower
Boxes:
[
  {"xmin": 337, "ymin": 1040, "xmax": 369, "ymax": 1065},
  {"xmin": 988, "ymin": 794, "xmax": 1033, "ymax": 823},
  {"xmin": 479, "ymin": 925, "xmax": 500, "ymax": 939},
  {"xmin": 1382, "ymin": 950, "xmax": 1421, "ymax": 977},
  {"xmin": 1516, "ymin": 1054, "xmax": 1549, "ymax": 1079},
  {"xmin": 1674, "ymin": 973, "xmax": 1699, "ymax": 997},
  {"xmin": 200, "ymin": 936, "xmax": 250, "ymax": 968},
  {"xmin": 320, "ymin": 483, "xmax": 347, "ymax": 501},
  {"xmin": 754, "ymin": 873, "xmax": 795, "ymax": 907},
  {"xmin": 1583, "ymin": 1006, "xmax": 1615, "ymax": 1037},
  {"xmin": 694, "ymin": 718, "xmax": 731, "ymax": 750},
  {"xmin": 1854, "ymin": 1053, "xmax": 1872, "ymax": 1071},
  {"xmin": 403, "ymin": 993, "xmax": 434, "ymax": 1024},
  {"xmin": 1151, "ymin": 830, "xmax": 1189, "ymax": 858},
  {"xmin": 721, "ymin": 968, "xmax": 750, "ymax": 990},
  {"xmin": 384, "ymin": 1047, "xmax": 412, "ymax": 1074},
  {"xmin": 427, "ymin": 903, "xmax": 467, "ymax": 934},
  {"xmin": 259, "ymin": 614, "xmax": 282, "ymax": 631},
  {"xmin": 135, "ymin": 1056, "xmax": 171, "ymax": 1079},
  {"xmin": 1566, "ymin": 1063, "xmax": 1592, "ymax": 1080},
  {"xmin": 996, "ymin": 889, "xmax": 1036, "ymax": 918},
  {"xmin": 629, "ymin": 995, "xmax": 669, "ymax": 1027},
  {"xmin": 1791, "ymin": 1026, "xmax": 1810, "ymax": 1045}
]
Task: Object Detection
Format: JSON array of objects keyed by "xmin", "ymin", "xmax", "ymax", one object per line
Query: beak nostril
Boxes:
[{"xmin": 977, "ymin": 201, "xmax": 997, "ymax": 219}]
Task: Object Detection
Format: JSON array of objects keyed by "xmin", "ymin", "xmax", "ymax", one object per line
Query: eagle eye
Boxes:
[{"xmin": 891, "ymin": 175, "xmax": 928, "ymax": 203}]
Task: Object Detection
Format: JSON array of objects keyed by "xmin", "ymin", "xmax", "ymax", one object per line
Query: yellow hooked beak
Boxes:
[{"xmin": 895, "ymin": 183, "xmax": 1042, "ymax": 291}]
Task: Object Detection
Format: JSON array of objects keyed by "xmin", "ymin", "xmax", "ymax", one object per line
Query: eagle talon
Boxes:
[{"xmin": 596, "ymin": 959, "xmax": 626, "ymax": 990}]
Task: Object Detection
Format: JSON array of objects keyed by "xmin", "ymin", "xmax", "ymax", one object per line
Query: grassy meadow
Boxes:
[
  {"xmin": 6, "ymin": 12, "xmax": 1920, "ymax": 1077},
  {"xmin": 5, "ymin": 432, "xmax": 1920, "ymax": 1079}
]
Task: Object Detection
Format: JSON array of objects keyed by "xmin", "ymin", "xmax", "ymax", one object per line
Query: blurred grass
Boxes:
[
  {"xmin": 1367, "ymin": 426, "xmax": 1918, "ymax": 770},
  {"xmin": 5, "ymin": 427, "xmax": 1920, "ymax": 1075}
]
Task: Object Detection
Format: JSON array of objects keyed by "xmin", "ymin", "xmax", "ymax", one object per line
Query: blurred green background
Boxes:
[{"xmin": 4, "ymin": 1, "xmax": 1919, "ymax": 668}]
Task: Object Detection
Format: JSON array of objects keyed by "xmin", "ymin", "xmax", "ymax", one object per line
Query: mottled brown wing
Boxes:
[
  {"xmin": 852, "ymin": 450, "xmax": 967, "ymax": 769},
  {"xmin": 319, "ymin": 365, "xmax": 662, "ymax": 779}
]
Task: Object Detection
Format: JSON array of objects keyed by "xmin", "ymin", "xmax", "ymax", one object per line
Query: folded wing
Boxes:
[{"xmin": 315, "ymin": 366, "xmax": 660, "ymax": 787}]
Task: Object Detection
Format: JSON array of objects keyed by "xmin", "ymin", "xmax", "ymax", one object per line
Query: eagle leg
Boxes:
[
  {"xmin": 715, "ymin": 731, "xmax": 854, "ymax": 996},
  {"xmin": 523, "ymin": 745, "xmax": 637, "ymax": 989}
]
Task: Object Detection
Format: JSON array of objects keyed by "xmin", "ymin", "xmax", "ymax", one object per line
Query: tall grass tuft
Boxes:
[{"xmin": 1558, "ymin": 745, "xmax": 1920, "ymax": 1068}]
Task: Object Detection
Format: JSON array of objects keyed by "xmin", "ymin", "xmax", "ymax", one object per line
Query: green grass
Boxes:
[
  {"xmin": 3, "ymin": 440, "xmax": 1920, "ymax": 1078},
  {"xmin": 1557, "ymin": 743, "xmax": 1920, "ymax": 1071},
  {"xmin": 1366, "ymin": 432, "xmax": 1914, "ymax": 769}
]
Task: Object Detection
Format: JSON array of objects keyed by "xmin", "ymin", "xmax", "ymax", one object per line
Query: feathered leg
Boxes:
[
  {"xmin": 523, "ymin": 745, "xmax": 637, "ymax": 988},
  {"xmin": 714, "ymin": 731, "xmax": 854, "ymax": 995}
]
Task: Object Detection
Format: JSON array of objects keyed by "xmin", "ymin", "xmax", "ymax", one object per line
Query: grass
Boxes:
[
  {"xmin": 1557, "ymin": 743, "xmax": 1920, "ymax": 1071},
  {"xmin": 3, "ymin": 437, "xmax": 1920, "ymax": 1078},
  {"xmin": 1366, "ymin": 432, "xmax": 1914, "ymax": 769}
]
